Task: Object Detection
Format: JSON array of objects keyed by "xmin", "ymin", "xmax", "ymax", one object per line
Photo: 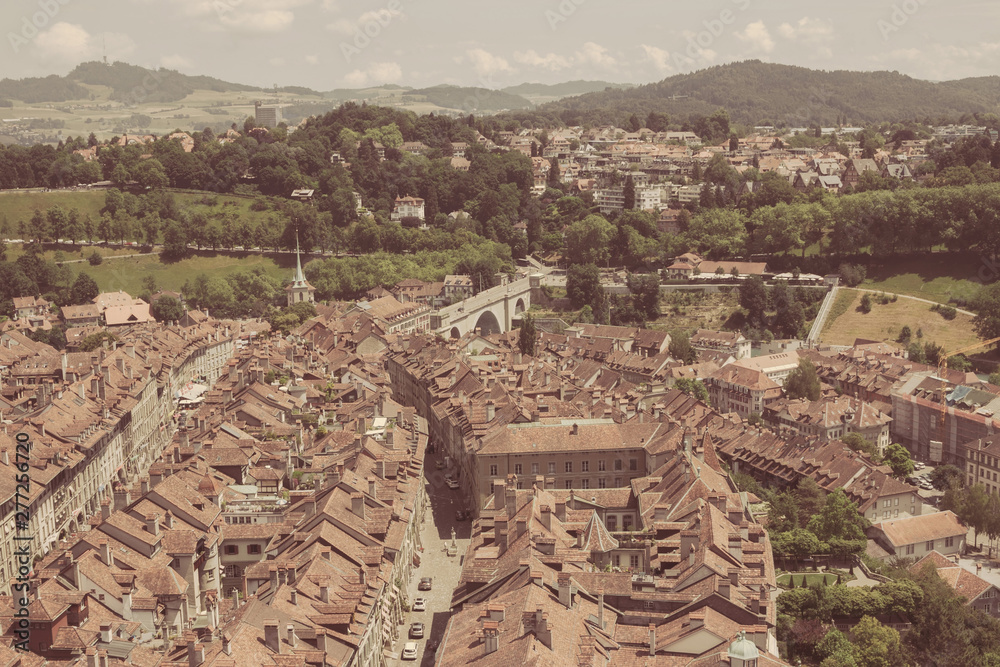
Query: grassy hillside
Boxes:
[
  {"xmin": 538, "ymin": 60, "xmax": 1000, "ymax": 125},
  {"xmin": 404, "ymin": 85, "xmax": 532, "ymax": 112}
]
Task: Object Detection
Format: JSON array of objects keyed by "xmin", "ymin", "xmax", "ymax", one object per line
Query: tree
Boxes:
[
  {"xmin": 882, "ymin": 443, "xmax": 914, "ymax": 478},
  {"xmin": 808, "ymin": 489, "xmax": 868, "ymax": 545},
  {"xmin": 685, "ymin": 208, "xmax": 748, "ymax": 258},
  {"xmin": 852, "ymin": 615, "xmax": 905, "ymax": 667},
  {"xmin": 972, "ymin": 282, "xmax": 1000, "ymax": 343},
  {"xmin": 668, "ymin": 330, "xmax": 697, "ymax": 364},
  {"xmin": 565, "ymin": 215, "xmax": 614, "ymax": 266},
  {"xmin": 859, "ymin": 293, "xmax": 873, "ymax": 313},
  {"xmin": 785, "ymin": 358, "xmax": 821, "ymax": 401},
  {"xmin": 567, "ymin": 263, "xmax": 604, "ymax": 310},
  {"xmin": 70, "ymin": 273, "xmax": 99, "ymax": 305},
  {"xmin": 842, "ymin": 432, "xmax": 879, "ymax": 459},
  {"xmin": 547, "ymin": 157, "xmax": 560, "ymax": 187},
  {"xmin": 929, "ymin": 463, "xmax": 965, "ymax": 490},
  {"xmin": 738, "ymin": 275, "xmax": 768, "ymax": 329},
  {"xmin": 674, "ymin": 378, "xmax": 709, "ymax": 404},
  {"xmin": 150, "ymin": 296, "xmax": 184, "ymax": 322},
  {"xmin": 626, "ymin": 273, "xmax": 660, "ymax": 321},
  {"xmin": 623, "ymin": 175, "xmax": 636, "ymax": 211},
  {"xmin": 519, "ymin": 312, "xmax": 537, "ymax": 357}
]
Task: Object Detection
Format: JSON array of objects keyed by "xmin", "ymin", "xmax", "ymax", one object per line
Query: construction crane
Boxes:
[{"xmin": 935, "ymin": 336, "xmax": 1000, "ymax": 429}]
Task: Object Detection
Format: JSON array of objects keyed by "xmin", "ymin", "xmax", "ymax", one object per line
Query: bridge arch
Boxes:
[
  {"xmin": 514, "ymin": 298, "xmax": 526, "ymax": 315},
  {"xmin": 449, "ymin": 327, "xmax": 461, "ymax": 339},
  {"xmin": 474, "ymin": 310, "xmax": 502, "ymax": 336}
]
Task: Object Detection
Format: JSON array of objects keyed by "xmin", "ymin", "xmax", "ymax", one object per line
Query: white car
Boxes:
[
  {"xmin": 413, "ymin": 597, "xmax": 427, "ymax": 611},
  {"xmin": 402, "ymin": 642, "xmax": 418, "ymax": 660}
]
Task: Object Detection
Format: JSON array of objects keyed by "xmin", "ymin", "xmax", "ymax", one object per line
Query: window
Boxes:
[
  {"xmin": 614, "ymin": 459, "xmax": 623, "ymax": 471},
  {"xmin": 490, "ymin": 464, "xmax": 498, "ymax": 476},
  {"xmin": 207, "ymin": 569, "xmax": 215, "ymax": 580},
  {"xmin": 548, "ymin": 462, "xmax": 556, "ymax": 474},
  {"xmin": 894, "ymin": 498, "xmax": 899, "ymax": 505},
  {"xmin": 581, "ymin": 479, "xmax": 590, "ymax": 489},
  {"xmin": 598, "ymin": 460, "xmax": 606, "ymax": 471},
  {"xmin": 614, "ymin": 477, "xmax": 622, "ymax": 487},
  {"xmin": 565, "ymin": 461, "xmax": 573, "ymax": 473},
  {"xmin": 644, "ymin": 601, "xmax": 654, "ymax": 610},
  {"xmin": 247, "ymin": 544, "xmax": 261, "ymax": 555},
  {"xmin": 598, "ymin": 478, "xmax": 607, "ymax": 489},
  {"xmin": 607, "ymin": 516, "xmax": 617, "ymax": 531},
  {"xmin": 531, "ymin": 463, "xmax": 539, "ymax": 475},
  {"xmin": 926, "ymin": 540, "xmax": 934, "ymax": 551},
  {"xmin": 905, "ymin": 544, "xmax": 915, "ymax": 555},
  {"xmin": 623, "ymin": 517, "xmax": 633, "ymax": 530},
  {"xmin": 630, "ymin": 555, "xmax": 640, "ymax": 569},
  {"xmin": 613, "ymin": 554, "xmax": 621, "ymax": 567},
  {"xmin": 581, "ymin": 461, "xmax": 589, "ymax": 472},
  {"xmin": 514, "ymin": 464, "xmax": 522, "ymax": 475},
  {"xmin": 629, "ymin": 459, "xmax": 637, "ymax": 471},
  {"xmin": 945, "ymin": 536, "xmax": 955, "ymax": 547},
  {"xmin": 565, "ymin": 479, "xmax": 573, "ymax": 489},
  {"xmin": 225, "ymin": 545, "xmax": 238, "ymax": 555}
]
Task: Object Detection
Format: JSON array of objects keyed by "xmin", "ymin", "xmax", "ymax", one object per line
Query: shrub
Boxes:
[
  {"xmin": 88, "ymin": 250, "xmax": 103, "ymax": 265},
  {"xmin": 837, "ymin": 263, "xmax": 867, "ymax": 287},
  {"xmin": 931, "ymin": 303, "xmax": 957, "ymax": 320},
  {"xmin": 859, "ymin": 294, "xmax": 872, "ymax": 313}
]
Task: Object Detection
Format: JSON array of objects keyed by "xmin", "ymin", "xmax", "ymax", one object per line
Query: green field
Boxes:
[
  {"xmin": 777, "ymin": 573, "xmax": 840, "ymax": 588},
  {"xmin": 68, "ymin": 251, "xmax": 306, "ymax": 295},
  {"xmin": 860, "ymin": 253, "xmax": 987, "ymax": 305},
  {"xmin": 0, "ymin": 189, "xmax": 271, "ymax": 235}
]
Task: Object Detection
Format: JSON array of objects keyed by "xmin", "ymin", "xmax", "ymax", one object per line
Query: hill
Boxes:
[
  {"xmin": 403, "ymin": 85, "xmax": 532, "ymax": 112},
  {"xmin": 503, "ymin": 80, "xmax": 633, "ymax": 103},
  {"xmin": 0, "ymin": 61, "xmax": 323, "ymax": 105},
  {"xmin": 537, "ymin": 60, "xmax": 1000, "ymax": 125}
]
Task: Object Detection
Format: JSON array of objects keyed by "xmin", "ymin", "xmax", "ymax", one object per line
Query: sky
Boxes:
[{"xmin": 3, "ymin": 0, "xmax": 1000, "ymax": 91}]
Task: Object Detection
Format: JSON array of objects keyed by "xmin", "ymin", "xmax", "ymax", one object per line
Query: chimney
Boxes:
[
  {"xmin": 320, "ymin": 579, "xmax": 330, "ymax": 604},
  {"xmin": 540, "ymin": 505, "xmax": 552, "ymax": 531},
  {"xmin": 557, "ymin": 572, "xmax": 574, "ymax": 609},
  {"xmin": 530, "ymin": 570, "xmax": 543, "ymax": 587},
  {"xmin": 728, "ymin": 534, "xmax": 742, "ymax": 560},
  {"xmin": 86, "ymin": 647, "xmax": 97, "ymax": 667},
  {"xmin": 287, "ymin": 563, "xmax": 296, "ymax": 584},
  {"xmin": 290, "ymin": 589, "xmax": 297, "ymax": 605},
  {"xmin": 286, "ymin": 624, "xmax": 297, "ymax": 648},
  {"xmin": 188, "ymin": 640, "xmax": 205, "ymax": 667},
  {"xmin": 164, "ymin": 511, "xmax": 174, "ymax": 529},
  {"xmin": 718, "ymin": 575, "xmax": 731, "ymax": 600},
  {"xmin": 554, "ymin": 500, "xmax": 566, "ymax": 522},
  {"xmin": 375, "ymin": 457, "xmax": 385, "ymax": 479},
  {"xmin": 264, "ymin": 620, "xmax": 280, "ymax": 653},
  {"xmin": 688, "ymin": 611, "xmax": 704, "ymax": 629},
  {"xmin": 351, "ymin": 492, "xmax": 365, "ymax": 519},
  {"xmin": 649, "ymin": 623, "xmax": 656, "ymax": 657},
  {"xmin": 231, "ymin": 589, "xmax": 240, "ymax": 610},
  {"xmin": 122, "ymin": 588, "xmax": 132, "ymax": 620},
  {"xmin": 100, "ymin": 622, "xmax": 111, "ymax": 643},
  {"xmin": 483, "ymin": 620, "xmax": 499, "ymax": 655},
  {"xmin": 487, "ymin": 603, "xmax": 505, "ymax": 622},
  {"xmin": 140, "ymin": 477, "xmax": 149, "ymax": 495},
  {"xmin": 145, "ymin": 514, "xmax": 159, "ymax": 536},
  {"xmin": 222, "ymin": 632, "xmax": 233, "ymax": 656},
  {"xmin": 597, "ymin": 589, "xmax": 605, "ymax": 628},
  {"xmin": 572, "ymin": 422, "xmax": 579, "ymax": 436},
  {"xmin": 535, "ymin": 608, "xmax": 552, "ymax": 648},
  {"xmin": 494, "ymin": 517, "xmax": 508, "ymax": 552},
  {"xmin": 515, "ymin": 517, "xmax": 527, "ymax": 539},
  {"xmin": 1, "ymin": 449, "xmax": 8, "ymax": 465},
  {"xmin": 485, "ymin": 400, "xmax": 495, "ymax": 422},
  {"xmin": 367, "ymin": 475, "xmax": 377, "ymax": 497},
  {"xmin": 116, "ymin": 357, "xmax": 124, "ymax": 374},
  {"xmin": 98, "ymin": 650, "xmax": 109, "ymax": 667},
  {"xmin": 269, "ymin": 565, "xmax": 278, "ymax": 590},
  {"xmin": 100, "ymin": 540, "xmax": 111, "ymax": 566},
  {"xmin": 101, "ymin": 499, "xmax": 111, "ymax": 521},
  {"xmin": 545, "ymin": 476, "xmax": 555, "ymax": 490},
  {"xmin": 505, "ymin": 484, "xmax": 517, "ymax": 518}
]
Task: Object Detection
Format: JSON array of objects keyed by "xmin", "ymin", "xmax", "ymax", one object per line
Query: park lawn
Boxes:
[
  {"xmin": 777, "ymin": 573, "xmax": 839, "ymax": 588},
  {"xmin": 860, "ymin": 253, "xmax": 988, "ymax": 305},
  {"xmin": 68, "ymin": 251, "xmax": 303, "ymax": 296},
  {"xmin": 821, "ymin": 289, "xmax": 981, "ymax": 351}
]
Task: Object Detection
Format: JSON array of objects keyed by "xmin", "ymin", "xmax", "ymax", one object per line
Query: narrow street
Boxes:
[{"xmin": 389, "ymin": 447, "xmax": 473, "ymax": 666}]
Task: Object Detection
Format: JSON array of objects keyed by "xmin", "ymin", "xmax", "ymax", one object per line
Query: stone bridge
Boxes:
[{"xmin": 431, "ymin": 276, "xmax": 536, "ymax": 338}]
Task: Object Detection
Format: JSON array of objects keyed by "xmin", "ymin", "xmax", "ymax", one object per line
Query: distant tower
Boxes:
[{"xmin": 286, "ymin": 232, "xmax": 316, "ymax": 307}]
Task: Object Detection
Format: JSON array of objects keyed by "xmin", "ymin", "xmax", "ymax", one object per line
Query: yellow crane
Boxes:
[{"xmin": 935, "ymin": 336, "xmax": 1000, "ymax": 429}]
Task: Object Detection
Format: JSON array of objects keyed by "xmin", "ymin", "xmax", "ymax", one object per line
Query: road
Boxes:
[{"xmin": 389, "ymin": 448, "xmax": 472, "ymax": 667}]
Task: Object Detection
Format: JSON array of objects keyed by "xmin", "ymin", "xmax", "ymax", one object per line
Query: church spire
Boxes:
[{"xmin": 294, "ymin": 231, "xmax": 305, "ymax": 285}]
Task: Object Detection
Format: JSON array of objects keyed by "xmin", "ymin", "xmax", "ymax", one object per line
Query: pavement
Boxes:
[{"xmin": 388, "ymin": 449, "xmax": 472, "ymax": 667}]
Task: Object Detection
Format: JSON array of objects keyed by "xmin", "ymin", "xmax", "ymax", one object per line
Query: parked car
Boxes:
[
  {"xmin": 413, "ymin": 597, "xmax": 427, "ymax": 611},
  {"xmin": 418, "ymin": 577, "xmax": 433, "ymax": 591},
  {"xmin": 410, "ymin": 622, "xmax": 424, "ymax": 639},
  {"xmin": 402, "ymin": 642, "xmax": 418, "ymax": 660}
]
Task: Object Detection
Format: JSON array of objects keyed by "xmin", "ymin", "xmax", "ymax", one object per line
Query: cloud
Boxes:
[
  {"xmin": 868, "ymin": 41, "xmax": 1000, "ymax": 80},
  {"xmin": 269, "ymin": 57, "xmax": 287, "ymax": 66},
  {"xmin": 305, "ymin": 54, "xmax": 319, "ymax": 65},
  {"xmin": 343, "ymin": 61, "xmax": 402, "ymax": 87},
  {"xmin": 513, "ymin": 50, "xmax": 570, "ymax": 71},
  {"xmin": 155, "ymin": 0, "xmax": 311, "ymax": 33},
  {"xmin": 464, "ymin": 48, "xmax": 512, "ymax": 77},
  {"xmin": 736, "ymin": 21, "xmax": 774, "ymax": 53},
  {"xmin": 575, "ymin": 42, "xmax": 616, "ymax": 69},
  {"xmin": 640, "ymin": 45, "xmax": 673, "ymax": 73},
  {"xmin": 161, "ymin": 54, "xmax": 193, "ymax": 69},
  {"xmin": 33, "ymin": 23, "xmax": 135, "ymax": 64},
  {"xmin": 327, "ymin": 8, "xmax": 401, "ymax": 35},
  {"xmin": 778, "ymin": 18, "xmax": 834, "ymax": 57}
]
